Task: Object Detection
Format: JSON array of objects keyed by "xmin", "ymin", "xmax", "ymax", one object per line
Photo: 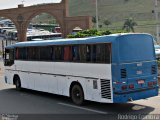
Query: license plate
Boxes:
[
  {"xmin": 138, "ymin": 80, "xmax": 144, "ymax": 84},
  {"xmin": 137, "ymin": 70, "xmax": 142, "ymax": 75}
]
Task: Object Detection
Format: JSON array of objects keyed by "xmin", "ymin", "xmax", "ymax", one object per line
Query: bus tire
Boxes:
[
  {"xmin": 71, "ymin": 84, "xmax": 84, "ymax": 105},
  {"xmin": 14, "ymin": 76, "xmax": 21, "ymax": 91}
]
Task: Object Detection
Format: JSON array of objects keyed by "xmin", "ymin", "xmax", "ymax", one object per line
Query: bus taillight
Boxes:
[
  {"xmin": 129, "ymin": 84, "xmax": 134, "ymax": 89},
  {"xmin": 148, "ymin": 81, "xmax": 157, "ymax": 87},
  {"xmin": 121, "ymin": 85, "xmax": 127, "ymax": 90},
  {"xmin": 153, "ymin": 81, "xmax": 157, "ymax": 85},
  {"xmin": 148, "ymin": 82, "xmax": 153, "ymax": 87}
]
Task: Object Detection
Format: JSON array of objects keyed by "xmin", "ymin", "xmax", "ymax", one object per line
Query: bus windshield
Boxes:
[{"xmin": 118, "ymin": 34, "xmax": 155, "ymax": 63}]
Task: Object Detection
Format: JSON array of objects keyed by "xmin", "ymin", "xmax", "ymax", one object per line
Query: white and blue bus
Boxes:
[{"xmin": 4, "ymin": 33, "xmax": 159, "ymax": 105}]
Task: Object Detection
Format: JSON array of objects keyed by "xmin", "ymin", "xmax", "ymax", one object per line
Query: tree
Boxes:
[
  {"xmin": 92, "ymin": 16, "xmax": 100, "ymax": 24},
  {"xmin": 92, "ymin": 16, "xmax": 96, "ymax": 24},
  {"xmin": 67, "ymin": 29, "xmax": 113, "ymax": 38},
  {"xmin": 123, "ymin": 18, "xmax": 137, "ymax": 32},
  {"xmin": 99, "ymin": 24, "xmax": 103, "ymax": 28},
  {"xmin": 103, "ymin": 19, "xmax": 111, "ymax": 28}
]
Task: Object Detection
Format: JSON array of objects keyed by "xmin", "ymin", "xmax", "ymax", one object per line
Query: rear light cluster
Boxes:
[
  {"xmin": 148, "ymin": 81, "xmax": 157, "ymax": 87},
  {"xmin": 129, "ymin": 84, "xmax": 134, "ymax": 89},
  {"xmin": 121, "ymin": 85, "xmax": 127, "ymax": 90},
  {"xmin": 121, "ymin": 81, "xmax": 157, "ymax": 90},
  {"xmin": 121, "ymin": 84, "xmax": 135, "ymax": 90}
]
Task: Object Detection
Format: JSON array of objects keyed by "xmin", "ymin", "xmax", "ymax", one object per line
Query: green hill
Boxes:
[
  {"xmin": 31, "ymin": 0, "xmax": 160, "ymax": 37},
  {"xmin": 69, "ymin": 0, "xmax": 160, "ymax": 36}
]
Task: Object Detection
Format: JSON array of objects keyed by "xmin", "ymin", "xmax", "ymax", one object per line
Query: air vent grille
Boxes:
[
  {"xmin": 121, "ymin": 69, "xmax": 127, "ymax": 78},
  {"xmin": 100, "ymin": 79, "xmax": 111, "ymax": 99},
  {"xmin": 151, "ymin": 65, "xmax": 157, "ymax": 74}
]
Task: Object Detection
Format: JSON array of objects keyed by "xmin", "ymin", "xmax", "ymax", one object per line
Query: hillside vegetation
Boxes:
[
  {"xmin": 69, "ymin": 0, "xmax": 160, "ymax": 36},
  {"xmin": 69, "ymin": 0, "xmax": 155, "ymax": 21},
  {"xmin": 30, "ymin": 0, "xmax": 160, "ymax": 37}
]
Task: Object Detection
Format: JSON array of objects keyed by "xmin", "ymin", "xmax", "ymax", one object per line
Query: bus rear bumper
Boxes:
[{"xmin": 113, "ymin": 87, "xmax": 159, "ymax": 103}]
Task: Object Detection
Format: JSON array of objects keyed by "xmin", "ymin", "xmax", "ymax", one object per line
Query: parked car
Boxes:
[{"xmin": 154, "ymin": 45, "xmax": 160, "ymax": 59}]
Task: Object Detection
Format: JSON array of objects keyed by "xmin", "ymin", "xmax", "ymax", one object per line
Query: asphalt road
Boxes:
[{"xmin": 0, "ymin": 62, "xmax": 160, "ymax": 120}]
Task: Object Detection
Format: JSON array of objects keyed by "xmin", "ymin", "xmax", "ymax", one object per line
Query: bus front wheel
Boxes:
[
  {"xmin": 14, "ymin": 77, "xmax": 21, "ymax": 91},
  {"xmin": 71, "ymin": 84, "xmax": 84, "ymax": 105}
]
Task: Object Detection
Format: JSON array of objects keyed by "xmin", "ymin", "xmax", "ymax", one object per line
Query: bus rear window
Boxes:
[{"xmin": 118, "ymin": 35, "xmax": 155, "ymax": 63}]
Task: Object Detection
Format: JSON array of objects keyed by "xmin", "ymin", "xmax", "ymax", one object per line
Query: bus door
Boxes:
[
  {"xmin": 4, "ymin": 48, "xmax": 14, "ymax": 66},
  {"xmin": 4, "ymin": 48, "xmax": 14, "ymax": 84}
]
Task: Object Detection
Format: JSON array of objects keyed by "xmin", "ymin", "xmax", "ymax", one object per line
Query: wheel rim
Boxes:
[
  {"xmin": 72, "ymin": 85, "xmax": 84, "ymax": 105},
  {"xmin": 73, "ymin": 89, "xmax": 81, "ymax": 101}
]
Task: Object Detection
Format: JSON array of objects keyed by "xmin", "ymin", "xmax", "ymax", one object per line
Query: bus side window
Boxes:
[
  {"xmin": 34, "ymin": 47, "xmax": 40, "ymax": 60},
  {"xmin": 19, "ymin": 47, "xmax": 27, "ymax": 60},
  {"xmin": 22, "ymin": 48, "xmax": 27, "ymax": 60},
  {"xmin": 96, "ymin": 44, "xmax": 101, "ymax": 63},
  {"xmin": 64, "ymin": 46, "xmax": 71, "ymax": 61},
  {"xmin": 96, "ymin": 43, "xmax": 111, "ymax": 63},
  {"xmin": 79, "ymin": 45, "xmax": 86, "ymax": 62},
  {"xmin": 40, "ymin": 47, "xmax": 52, "ymax": 61},
  {"xmin": 105, "ymin": 44, "xmax": 111, "ymax": 63},
  {"xmin": 16, "ymin": 48, "xmax": 19, "ymax": 59},
  {"xmin": 96, "ymin": 44, "xmax": 106, "ymax": 63},
  {"xmin": 51, "ymin": 47, "xmax": 55, "ymax": 61},
  {"xmin": 86, "ymin": 45, "xmax": 91, "ymax": 62},
  {"xmin": 28, "ymin": 47, "xmax": 39, "ymax": 61},
  {"xmin": 72, "ymin": 46, "xmax": 79, "ymax": 61},
  {"xmin": 91, "ymin": 45, "xmax": 96, "ymax": 62},
  {"xmin": 101, "ymin": 44, "xmax": 106, "ymax": 63},
  {"xmin": 27, "ymin": 47, "xmax": 32, "ymax": 60},
  {"xmin": 55, "ymin": 46, "xmax": 64, "ymax": 61},
  {"xmin": 60, "ymin": 46, "xmax": 64, "ymax": 61},
  {"xmin": 55, "ymin": 46, "xmax": 59, "ymax": 61}
]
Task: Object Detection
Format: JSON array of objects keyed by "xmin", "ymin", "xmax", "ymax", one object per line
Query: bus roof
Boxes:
[{"xmin": 5, "ymin": 33, "xmax": 152, "ymax": 49}]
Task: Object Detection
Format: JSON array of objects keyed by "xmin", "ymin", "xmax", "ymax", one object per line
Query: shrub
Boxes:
[{"xmin": 67, "ymin": 29, "xmax": 126, "ymax": 38}]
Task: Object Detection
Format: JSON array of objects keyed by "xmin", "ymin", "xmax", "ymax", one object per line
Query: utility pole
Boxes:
[
  {"xmin": 155, "ymin": 0, "xmax": 159, "ymax": 41},
  {"xmin": 95, "ymin": 0, "xmax": 99, "ymax": 31}
]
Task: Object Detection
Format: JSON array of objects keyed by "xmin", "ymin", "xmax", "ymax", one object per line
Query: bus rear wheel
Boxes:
[
  {"xmin": 15, "ymin": 77, "xmax": 21, "ymax": 91},
  {"xmin": 71, "ymin": 84, "xmax": 84, "ymax": 105}
]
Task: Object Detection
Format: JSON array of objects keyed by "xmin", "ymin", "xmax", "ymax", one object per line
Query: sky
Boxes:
[{"xmin": 0, "ymin": 0, "xmax": 62, "ymax": 9}]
